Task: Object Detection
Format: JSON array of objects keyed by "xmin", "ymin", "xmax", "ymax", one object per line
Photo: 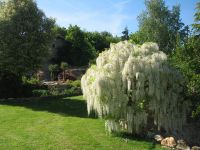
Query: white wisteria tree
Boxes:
[{"xmin": 81, "ymin": 41, "xmax": 189, "ymax": 135}]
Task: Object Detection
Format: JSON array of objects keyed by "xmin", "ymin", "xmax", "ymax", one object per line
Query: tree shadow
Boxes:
[
  {"xmin": 0, "ymin": 97, "xmax": 161, "ymax": 149},
  {"xmin": 115, "ymin": 133, "xmax": 158, "ymax": 150},
  {"xmin": 0, "ymin": 96, "xmax": 88, "ymax": 118}
]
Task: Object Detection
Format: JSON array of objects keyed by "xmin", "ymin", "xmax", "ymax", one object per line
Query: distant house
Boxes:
[
  {"xmin": 39, "ymin": 36, "xmax": 88, "ymax": 81},
  {"xmin": 51, "ymin": 36, "xmax": 72, "ymax": 64},
  {"xmin": 52, "ymin": 36, "xmax": 71, "ymax": 50},
  {"xmin": 39, "ymin": 36, "xmax": 72, "ymax": 81}
]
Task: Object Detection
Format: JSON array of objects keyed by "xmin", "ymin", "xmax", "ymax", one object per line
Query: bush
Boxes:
[
  {"xmin": 32, "ymin": 89, "xmax": 50, "ymax": 97},
  {"xmin": 0, "ymin": 71, "xmax": 23, "ymax": 99},
  {"xmin": 0, "ymin": 73, "xmax": 82, "ymax": 98},
  {"xmin": 68, "ymin": 80, "xmax": 81, "ymax": 88},
  {"xmin": 22, "ymin": 76, "xmax": 40, "ymax": 85},
  {"xmin": 47, "ymin": 81, "xmax": 82, "ymax": 96},
  {"xmin": 22, "ymin": 77, "xmax": 47, "ymax": 98}
]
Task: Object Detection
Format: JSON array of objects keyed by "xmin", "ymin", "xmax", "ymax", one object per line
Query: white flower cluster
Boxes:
[{"xmin": 81, "ymin": 41, "xmax": 189, "ymax": 134}]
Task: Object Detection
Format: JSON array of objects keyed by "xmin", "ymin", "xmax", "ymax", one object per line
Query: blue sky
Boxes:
[{"xmin": 36, "ymin": 0, "xmax": 198, "ymax": 36}]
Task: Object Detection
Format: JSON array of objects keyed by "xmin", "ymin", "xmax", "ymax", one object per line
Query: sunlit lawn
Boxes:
[{"xmin": 0, "ymin": 96, "xmax": 165, "ymax": 150}]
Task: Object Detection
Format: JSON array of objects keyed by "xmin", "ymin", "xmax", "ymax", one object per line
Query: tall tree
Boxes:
[
  {"xmin": 170, "ymin": 2, "xmax": 200, "ymax": 121},
  {"xmin": 121, "ymin": 27, "xmax": 129, "ymax": 41},
  {"xmin": 86, "ymin": 31, "xmax": 120, "ymax": 52},
  {"xmin": 0, "ymin": 0, "xmax": 55, "ymax": 76},
  {"xmin": 52, "ymin": 25, "xmax": 67, "ymax": 38},
  {"xmin": 130, "ymin": 0, "xmax": 187, "ymax": 54},
  {"xmin": 193, "ymin": 2, "xmax": 200, "ymax": 34},
  {"xmin": 65, "ymin": 25, "xmax": 96, "ymax": 66}
]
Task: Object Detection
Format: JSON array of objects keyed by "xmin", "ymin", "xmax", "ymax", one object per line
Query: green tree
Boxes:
[
  {"xmin": 121, "ymin": 27, "xmax": 129, "ymax": 41},
  {"xmin": 60, "ymin": 62, "xmax": 68, "ymax": 81},
  {"xmin": 48, "ymin": 64, "xmax": 59, "ymax": 81},
  {"xmin": 193, "ymin": 2, "xmax": 200, "ymax": 34},
  {"xmin": 184, "ymin": 3, "xmax": 200, "ymax": 121},
  {"xmin": 170, "ymin": 2, "xmax": 200, "ymax": 121},
  {"xmin": 52, "ymin": 25, "xmax": 67, "ymax": 38},
  {"xmin": 86, "ymin": 31, "xmax": 120, "ymax": 52},
  {"xmin": 129, "ymin": 31, "xmax": 143, "ymax": 44},
  {"xmin": 130, "ymin": 0, "xmax": 187, "ymax": 54},
  {"xmin": 0, "ymin": 0, "xmax": 55, "ymax": 76},
  {"xmin": 65, "ymin": 25, "xmax": 96, "ymax": 66}
]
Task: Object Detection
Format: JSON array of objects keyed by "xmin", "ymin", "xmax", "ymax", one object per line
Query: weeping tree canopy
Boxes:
[{"xmin": 81, "ymin": 41, "xmax": 190, "ymax": 135}]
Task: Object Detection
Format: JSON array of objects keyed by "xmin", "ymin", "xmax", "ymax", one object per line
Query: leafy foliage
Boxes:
[
  {"xmin": 193, "ymin": 2, "xmax": 200, "ymax": 34},
  {"xmin": 130, "ymin": 0, "xmax": 188, "ymax": 54},
  {"xmin": 170, "ymin": 36, "xmax": 200, "ymax": 121},
  {"xmin": 169, "ymin": 2, "xmax": 200, "ymax": 121},
  {"xmin": 0, "ymin": 71, "xmax": 23, "ymax": 98},
  {"xmin": 60, "ymin": 62, "xmax": 68, "ymax": 81},
  {"xmin": 60, "ymin": 62, "xmax": 68, "ymax": 70},
  {"xmin": 34, "ymin": 80, "xmax": 82, "ymax": 97},
  {"xmin": 22, "ymin": 76, "xmax": 40, "ymax": 85},
  {"xmin": 32, "ymin": 89, "xmax": 50, "ymax": 97},
  {"xmin": 65, "ymin": 25, "xmax": 96, "ymax": 66},
  {"xmin": 52, "ymin": 25, "xmax": 67, "ymax": 38},
  {"xmin": 50, "ymin": 26, "xmax": 120, "ymax": 66},
  {"xmin": 0, "ymin": 0, "xmax": 55, "ymax": 76},
  {"xmin": 68, "ymin": 80, "xmax": 81, "ymax": 88},
  {"xmin": 86, "ymin": 31, "xmax": 120, "ymax": 52},
  {"xmin": 48, "ymin": 64, "xmax": 59, "ymax": 80}
]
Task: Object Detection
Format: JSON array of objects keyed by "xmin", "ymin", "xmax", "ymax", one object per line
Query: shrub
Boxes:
[
  {"xmin": 21, "ymin": 76, "xmax": 47, "ymax": 97},
  {"xmin": 0, "ymin": 71, "xmax": 23, "ymax": 99},
  {"xmin": 42, "ymin": 81, "xmax": 82, "ymax": 97},
  {"xmin": 22, "ymin": 76, "xmax": 40, "ymax": 85},
  {"xmin": 68, "ymin": 80, "xmax": 81, "ymax": 88},
  {"xmin": 32, "ymin": 89, "xmax": 50, "ymax": 97}
]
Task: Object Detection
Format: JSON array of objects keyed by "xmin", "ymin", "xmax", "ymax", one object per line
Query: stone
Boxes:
[
  {"xmin": 176, "ymin": 139, "xmax": 190, "ymax": 150},
  {"xmin": 154, "ymin": 134, "xmax": 163, "ymax": 142},
  {"xmin": 161, "ymin": 137, "xmax": 177, "ymax": 148},
  {"xmin": 192, "ymin": 146, "xmax": 200, "ymax": 150}
]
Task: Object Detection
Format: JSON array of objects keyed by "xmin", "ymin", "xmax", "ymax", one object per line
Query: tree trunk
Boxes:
[
  {"xmin": 63, "ymin": 71, "xmax": 65, "ymax": 81},
  {"xmin": 50, "ymin": 72, "xmax": 53, "ymax": 81}
]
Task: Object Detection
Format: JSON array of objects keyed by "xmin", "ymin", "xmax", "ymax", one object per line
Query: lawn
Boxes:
[{"xmin": 0, "ymin": 96, "xmax": 165, "ymax": 150}]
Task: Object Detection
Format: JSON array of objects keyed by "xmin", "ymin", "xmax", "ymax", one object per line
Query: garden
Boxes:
[{"xmin": 0, "ymin": 0, "xmax": 200, "ymax": 149}]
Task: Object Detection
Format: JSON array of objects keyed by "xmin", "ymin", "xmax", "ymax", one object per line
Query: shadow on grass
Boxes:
[
  {"xmin": 114, "ymin": 133, "xmax": 158, "ymax": 150},
  {"xmin": 0, "ymin": 97, "xmax": 160, "ymax": 149},
  {"xmin": 0, "ymin": 96, "xmax": 88, "ymax": 118}
]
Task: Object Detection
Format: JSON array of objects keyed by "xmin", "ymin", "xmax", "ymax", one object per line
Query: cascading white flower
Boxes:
[{"xmin": 81, "ymin": 41, "xmax": 189, "ymax": 134}]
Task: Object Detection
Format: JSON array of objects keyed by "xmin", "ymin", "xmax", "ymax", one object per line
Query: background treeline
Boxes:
[{"xmin": 51, "ymin": 25, "xmax": 120, "ymax": 66}]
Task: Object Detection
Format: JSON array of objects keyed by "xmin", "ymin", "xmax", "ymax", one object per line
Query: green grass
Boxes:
[{"xmin": 0, "ymin": 96, "xmax": 165, "ymax": 150}]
